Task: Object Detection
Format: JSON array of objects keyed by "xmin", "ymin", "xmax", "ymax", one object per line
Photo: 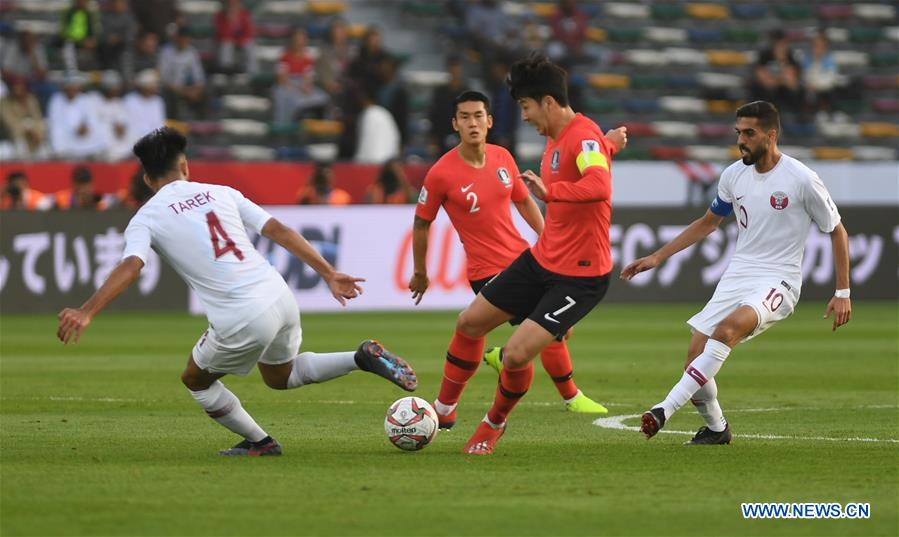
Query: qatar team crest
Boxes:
[
  {"xmin": 770, "ymin": 191, "xmax": 789, "ymax": 210},
  {"xmin": 550, "ymin": 150, "xmax": 560, "ymax": 171},
  {"xmin": 497, "ymin": 167, "xmax": 511, "ymax": 187}
]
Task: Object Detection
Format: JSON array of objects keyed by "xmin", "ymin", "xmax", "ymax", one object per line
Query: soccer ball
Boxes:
[{"xmin": 384, "ymin": 396, "xmax": 438, "ymax": 451}]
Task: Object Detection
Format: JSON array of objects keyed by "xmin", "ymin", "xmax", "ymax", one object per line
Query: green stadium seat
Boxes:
[
  {"xmin": 630, "ymin": 74, "xmax": 665, "ymax": 89},
  {"xmin": 584, "ymin": 97, "xmax": 621, "ymax": 114},
  {"xmin": 773, "ymin": 4, "xmax": 812, "ymax": 20},
  {"xmin": 849, "ymin": 27, "xmax": 883, "ymax": 43},
  {"xmin": 833, "ymin": 100, "xmax": 867, "ymax": 115},
  {"xmin": 189, "ymin": 24, "xmax": 215, "ymax": 38},
  {"xmin": 725, "ymin": 27, "xmax": 760, "ymax": 44},
  {"xmin": 651, "ymin": 4, "xmax": 684, "ymax": 19},
  {"xmin": 607, "ymin": 27, "xmax": 643, "ymax": 43},
  {"xmin": 269, "ymin": 122, "xmax": 300, "ymax": 136},
  {"xmin": 403, "ymin": 1, "xmax": 444, "ymax": 17},
  {"xmin": 870, "ymin": 51, "xmax": 899, "ymax": 67}
]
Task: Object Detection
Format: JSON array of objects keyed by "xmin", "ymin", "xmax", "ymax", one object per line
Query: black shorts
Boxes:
[{"xmin": 477, "ymin": 250, "xmax": 609, "ymax": 339}]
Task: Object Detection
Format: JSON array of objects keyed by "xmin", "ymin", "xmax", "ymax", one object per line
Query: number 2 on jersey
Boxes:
[
  {"xmin": 466, "ymin": 191, "xmax": 480, "ymax": 213},
  {"xmin": 206, "ymin": 211, "xmax": 245, "ymax": 260}
]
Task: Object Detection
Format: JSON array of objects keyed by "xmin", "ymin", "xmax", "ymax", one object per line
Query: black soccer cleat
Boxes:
[
  {"xmin": 640, "ymin": 407, "xmax": 666, "ymax": 439},
  {"xmin": 218, "ymin": 436, "xmax": 282, "ymax": 456},
  {"xmin": 355, "ymin": 339, "xmax": 418, "ymax": 392},
  {"xmin": 684, "ymin": 425, "xmax": 733, "ymax": 445}
]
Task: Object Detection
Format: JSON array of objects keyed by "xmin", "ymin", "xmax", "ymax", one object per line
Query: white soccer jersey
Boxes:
[
  {"xmin": 122, "ymin": 180, "xmax": 288, "ymax": 336},
  {"xmin": 714, "ymin": 154, "xmax": 841, "ymax": 289}
]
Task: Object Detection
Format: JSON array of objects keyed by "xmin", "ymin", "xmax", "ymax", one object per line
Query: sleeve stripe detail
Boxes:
[{"xmin": 576, "ymin": 151, "xmax": 609, "ymax": 174}]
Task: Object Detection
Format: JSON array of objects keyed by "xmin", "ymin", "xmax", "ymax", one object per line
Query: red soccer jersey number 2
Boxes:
[{"xmin": 206, "ymin": 210, "xmax": 245, "ymax": 260}]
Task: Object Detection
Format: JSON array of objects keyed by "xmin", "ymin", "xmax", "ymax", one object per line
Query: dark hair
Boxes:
[
  {"xmin": 6, "ymin": 171, "xmax": 26, "ymax": 184},
  {"xmin": 377, "ymin": 158, "xmax": 402, "ymax": 193},
  {"xmin": 453, "ymin": 90, "xmax": 490, "ymax": 117},
  {"xmin": 133, "ymin": 127, "xmax": 188, "ymax": 180},
  {"xmin": 506, "ymin": 53, "xmax": 569, "ymax": 107},
  {"xmin": 736, "ymin": 100, "xmax": 781, "ymax": 135},
  {"xmin": 72, "ymin": 166, "xmax": 92, "ymax": 184}
]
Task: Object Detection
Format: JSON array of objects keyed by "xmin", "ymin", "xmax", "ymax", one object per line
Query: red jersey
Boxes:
[
  {"xmin": 416, "ymin": 144, "xmax": 530, "ymax": 280},
  {"xmin": 534, "ymin": 113, "xmax": 616, "ymax": 277}
]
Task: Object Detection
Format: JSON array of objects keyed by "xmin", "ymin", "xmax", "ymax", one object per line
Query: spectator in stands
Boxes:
[
  {"xmin": 348, "ymin": 28, "xmax": 391, "ymax": 96},
  {"xmin": 47, "ymin": 72, "xmax": 106, "ymax": 159},
  {"xmin": 485, "ymin": 58, "xmax": 517, "ymax": 156},
  {"xmin": 158, "ymin": 26, "xmax": 207, "ymax": 120},
  {"xmin": 92, "ymin": 71, "xmax": 132, "ymax": 162},
  {"xmin": 749, "ymin": 29, "xmax": 803, "ymax": 117},
  {"xmin": 272, "ymin": 28, "xmax": 329, "ymax": 123},
  {"xmin": 548, "ymin": 0, "xmax": 589, "ymax": 65},
  {"xmin": 54, "ymin": 166, "xmax": 107, "ymax": 210},
  {"xmin": 465, "ymin": 0, "xmax": 512, "ymax": 71},
  {"xmin": 124, "ymin": 69, "xmax": 167, "ymax": 145},
  {"xmin": 130, "ymin": 0, "xmax": 178, "ymax": 43},
  {"xmin": 98, "ymin": 0, "xmax": 138, "ymax": 75},
  {"xmin": 377, "ymin": 56, "xmax": 409, "ymax": 146},
  {"xmin": 214, "ymin": 0, "xmax": 258, "ymax": 75},
  {"xmin": 114, "ymin": 167, "xmax": 155, "ymax": 210},
  {"xmin": 1, "ymin": 29, "xmax": 48, "ymax": 82},
  {"xmin": 428, "ymin": 55, "xmax": 466, "ymax": 155},
  {"xmin": 60, "ymin": 0, "xmax": 100, "ymax": 71},
  {"xmin": 353, "ymin": 83, "xmax": 401, "ymax": 164},
  {"xmin": 0, "ymin": 76, "xmax": 49, "ymax": 160},
  {"xmin": 802, "ymin": 29, "xmax": 839, "ymax": 119},
  {"xmin": 296, "ymin": 161, "xmax": 352, "ymax": 205},
  {"xmin": 364, "ymin": 158, "xmax": 416, "ymax": 204},
  {"xmin": 316, "ymin": 17, "xmax": 353, "ymax": 98},
  {"xmin": 128, "ymin": 31, "xmax": 160, "ymax": 85},
  {"xmin": 1, "ymin": 171, "xmax": 51, "ymax": 211}
]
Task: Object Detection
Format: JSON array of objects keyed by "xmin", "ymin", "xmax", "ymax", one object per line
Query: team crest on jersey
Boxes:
[
  {"xmin": 550, "ymin": 150, "xmax": 560, "ymax": 171},
  {"xmin": 497, "ymin": 167, "xmax": 511, "ymax": 187},
  {"xmin": 581, "ymin": 139, "xmax": 600, "ymax": 153},
  {"xmin": 770, "ymin": 191, "xmax": 789, "ymax": 210},
  {"xmin": 418, "ymin": 186, "xmax": 428, "ymax": 205}
]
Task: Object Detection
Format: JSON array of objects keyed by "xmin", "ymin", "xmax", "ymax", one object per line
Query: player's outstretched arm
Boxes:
[
  {"xmin": 409, "ymin": 216, "xmax": 431, "ymax": 305},
  {"xmin": 620, "ymin": 209, "xmax": 723, "ymax": 280},
  {"xmin": 514, "ymin": 195, "xmax": 544, "ymax": 236},
  {"xmin": 57, "ymin": 256, "xmax": 144, "ymax": 344},
  {"xmin": 261, "ymin": 217, "xmax": 364, "ymax": 306},
  {"xmin": 823, "ymin": 222, "xmax": 851, "ymax": 331}
]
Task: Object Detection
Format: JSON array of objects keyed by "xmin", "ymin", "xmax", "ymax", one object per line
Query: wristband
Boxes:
[{"xmin": 834, "ymin": 289, "xmax": 850, "ymax": 299}]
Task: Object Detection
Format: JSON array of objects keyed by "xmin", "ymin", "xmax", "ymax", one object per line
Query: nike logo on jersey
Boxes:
[
  {"xmin": 736, "ymin": 195, "xmax": 745, "ymax": 201},
  {"xmin": 543, "ymin": 296, "xmax": 576, "ymax": 324},
  {"xmin": 461, "ymin": 183, "xmax": 474, "ymax": 193}
]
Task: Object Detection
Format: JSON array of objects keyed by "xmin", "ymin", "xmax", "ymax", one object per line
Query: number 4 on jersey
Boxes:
[{"xmin": 206, "ymin": 211, "xmax": 244, "ymax": 260}]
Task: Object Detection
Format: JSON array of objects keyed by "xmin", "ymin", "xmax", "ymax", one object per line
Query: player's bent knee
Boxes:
[
  {"xmin": 456, "ymin": 310, "xmax": 488, "ymax": 338},
  {"xmin": 711, "ymin": 323, "xmax": 742, "ymax": 347},
  {"xmin": 502, "ymin": 345, "xmax": 531, "ymax": 370}
]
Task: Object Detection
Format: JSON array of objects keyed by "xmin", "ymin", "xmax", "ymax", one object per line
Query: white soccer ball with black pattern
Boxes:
[{"xmin": 384, "ymin": 396, "xmax": 438, "ymax": 451}]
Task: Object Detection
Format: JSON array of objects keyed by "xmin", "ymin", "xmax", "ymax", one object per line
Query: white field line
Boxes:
[{"xmin": 593, "ymin": 413, "xmax": 899, "ymax": 444}]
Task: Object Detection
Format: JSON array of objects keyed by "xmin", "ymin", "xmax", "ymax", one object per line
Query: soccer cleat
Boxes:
[
  {"xmin": 483, "ymin": 346, "xmax": 502, "ymax": 374},
  {"xmin": 565, "ymin": 391, "xmax": 609, "ymax": 414},
  {"xmin": 463, "ymin": 420, "xmax": 506, "ymax": 455},
  {"xmin": 685, "ymin": 425, "xmax": 733, "ymax": 445},
  {"xmin": 355, "ymin": 340, "xmax": 417, "ymax": 392},
  {"xmin": 218, "ymin": 436, "xmax": 282, "ymax": 456},
  {"xmin": 640, "ymin": 407, "xmax": 666, "ymax": 439},
  {"xmin": 434, "ymin": 401, "xmax": 457, "ymax": 430}
]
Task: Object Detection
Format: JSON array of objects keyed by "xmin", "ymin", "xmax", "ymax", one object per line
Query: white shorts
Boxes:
[
  {"xmin": 688, "ymin": 276, "xmax": 799, "ymax": 343},
  {"xmin": 192, "ymin": 290, "xmax": 302, "ymax": 376}
]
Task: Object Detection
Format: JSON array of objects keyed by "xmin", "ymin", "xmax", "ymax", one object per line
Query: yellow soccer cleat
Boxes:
[
  {"xmin": 565, "ymin": 391, "xmax": 609, "ymax": 414},
  {"xmin": 483, "ymin": 346, "xmax": 503, "ymax": 374}
]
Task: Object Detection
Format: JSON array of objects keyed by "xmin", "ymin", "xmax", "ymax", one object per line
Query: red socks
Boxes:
[
  {"xmin": 436, "ymin": 329, "xmax": 484, "ymax": 406},
  {"xmin": 487, "ymin": 352, "xmax": 534, "ymax": 425},
  {"xmin": 539, "ymin": 340, "xmax": 578, "ymax": 400}
]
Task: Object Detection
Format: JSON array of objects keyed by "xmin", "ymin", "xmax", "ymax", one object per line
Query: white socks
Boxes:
[
  {"xmin": 190, "ymin": 381, "xmax": 267, "ymax": 442},
  {"xmin": 287, "ymin": 351, "xmax": 358, "ymax": 389},
  {"xmin": 658, "ymin": 339, "xmax": 731, "ymax": 421},
  {"xmin": 691, "ymin": 378, "xmax": 727, "ymax": 432},
  {"xmin": 434, "ymin": 400, "xmax": 456, "ymax": 416}
]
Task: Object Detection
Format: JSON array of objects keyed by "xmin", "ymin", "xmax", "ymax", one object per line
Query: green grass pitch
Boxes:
[{"xmin": 1, "ymin": 302, "xmax": 897, "ymax": 536}]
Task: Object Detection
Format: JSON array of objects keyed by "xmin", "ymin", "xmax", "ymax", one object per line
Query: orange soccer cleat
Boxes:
[{"xmin": 463, "ymin": 420, "xmax": 506, "ymax": 455}]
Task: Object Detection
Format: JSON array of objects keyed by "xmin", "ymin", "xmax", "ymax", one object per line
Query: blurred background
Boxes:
[{"xmin": 0, "ymin": 0, "xmax": 896, "ymax": 312}]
